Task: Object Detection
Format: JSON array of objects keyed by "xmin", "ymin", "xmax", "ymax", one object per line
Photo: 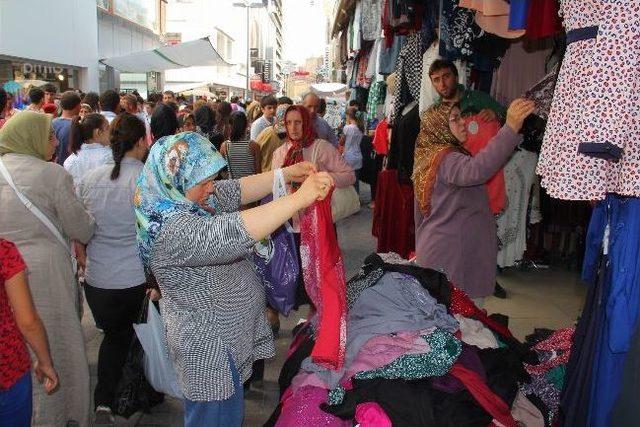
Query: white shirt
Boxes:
[
  {"xmin": 63, "ymin": 143, "xmax": 113, "ymax": 189},
  {"xmin": 101, "ymin": 111, "xmax": 117, "ymax": 124}
]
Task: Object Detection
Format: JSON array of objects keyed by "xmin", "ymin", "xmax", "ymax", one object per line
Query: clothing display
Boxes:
[
  {"xmin": 490, "ymin": 39, "xmax": 554, "ymax": 107},
  {"xmin": 525, "ymin": 0, "xmax": 562, "ymax": 40},
  {"xmin": 389, "ymin": 33, "xmax": 423, "ymax": 125},
  {"xmin": 564, "ymin": 195, "xmax": 640, "ymax": 427},
  {"xmin": 539, "ymin": 0, "xmax": 640, "ymax": 200},
  {"xmin": 372, "ymin": 169, "xmax": 415, "ymax": 258},
  {"xmin": 300, "ymin": 196, "xmax": 348, "ymax": 371},
  {"xmin": 496, "ymin": 150, "xmax": 541, "ymax": 268},
  {"xmin": 387, "ymin": 101, "xmax": 420, "ymax": 183}
]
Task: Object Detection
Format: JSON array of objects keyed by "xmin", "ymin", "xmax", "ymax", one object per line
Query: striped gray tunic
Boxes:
[{"xmin": 150, "ymin": 180, "xmax": 275, "ymax": 401}]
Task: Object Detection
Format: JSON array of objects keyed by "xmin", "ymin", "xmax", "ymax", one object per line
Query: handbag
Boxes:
[
  {"xmin": 310, "ymin": 142, "xmax": 360, "ymax": 222},
  {"xmin": 251, "ymin": 169, "xmax": 299, "ymax": 315}
]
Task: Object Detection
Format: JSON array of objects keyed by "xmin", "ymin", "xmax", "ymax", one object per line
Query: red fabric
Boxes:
[
  {"xmin": 449, "ymin": 286, "xmax": 514, "ymax": 339},
  {"xmin": 524, "ymin": 327, "xmax": 574, "ymax": 375},
  {"xmin": 300, "ymin": 195, "xmax": 347, "ymax": 370},
  {"xmin": 372, "ymin": 119, "xmax": 390, "ymax": 155},
  {"xmin": 0, "ymin": 239, "xmax": 30, "ymax": 390},
  {"xmin": 449, "ymin": 364, "xmax": 518, "ymax": 427},
  {"xmin": 372, "ymin": 169, "xmax": 415, "ymax": 259},
  {"xmin": 526, "ymin": 0, "xmax": 562, "ymax": 40},
  {"xmin": 464, "ymin": 116, "xmax": 506, "ymax": 214},
  {"xmin": 283, "ymin": 105, "xmax": 315, "ymax": 168}
]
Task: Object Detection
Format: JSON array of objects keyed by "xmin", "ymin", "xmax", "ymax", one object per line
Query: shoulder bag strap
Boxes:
[{"xmin": 0, "ymin": 156, "xmax": 72, "ymax": 256}]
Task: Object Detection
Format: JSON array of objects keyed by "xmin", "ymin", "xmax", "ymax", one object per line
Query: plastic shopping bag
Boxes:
[
  {"xmin": 253, "ymin": 194, "xmax": 299, "ymax": 316},
  {"xmin": 114, "ymin": 296, "xmax": 164, "ymax": 418},
  {"xmin": 133, "ymin": 299, "xmax": 183, "ymax": 399},
  {"xmin": 252, "ymin": 169, "xmax": 299, "ymax": 316}
]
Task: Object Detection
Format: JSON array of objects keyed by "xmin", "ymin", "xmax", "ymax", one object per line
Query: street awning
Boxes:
[
  {"xmin": 163, "ymin": 81, "xmax": 213, "ymax": 93},
  {"xmin": 100, "ymin": 36, "xmax": 232, "ymax": 73},
  {"xmin": 310, "ymin": 82, "xmax": 347, "ymax": 97}
]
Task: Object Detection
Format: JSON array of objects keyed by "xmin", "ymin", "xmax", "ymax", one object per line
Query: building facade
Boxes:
[
  {"xmin": 0, "ymin": 0, "xmax": 166, "ymax": 95},
  {"xmin": 164, "ymin": 0, "xmax": 284, "ymax": 100}
]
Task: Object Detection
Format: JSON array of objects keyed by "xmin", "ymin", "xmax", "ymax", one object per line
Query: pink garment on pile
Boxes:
[
  {"xmin": 300, "ymin": 195, "xmax": 348, "ymax": 370},
  {"xmin": 355, "ymin": 402, "xmax": 393, "ymax": 427},
  {"xmin": 345, "ymin": 329, "xmax": 433, "ymax": 379},
  {"xmin": 290, "ymin": 329, "xmax": 433, "ymax": 394},
  {"xmin": 276, "ymin": 386, "xmax": 351, "ymax": 427}
]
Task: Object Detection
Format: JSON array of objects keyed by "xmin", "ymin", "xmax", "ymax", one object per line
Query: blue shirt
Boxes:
[
  {"xmin": 52, "ymin": 117, "xmax": 73, "ymax": 165},
  {"xmin": 313, "ymin": 115, "xmax": 339, "ymax": 147}
]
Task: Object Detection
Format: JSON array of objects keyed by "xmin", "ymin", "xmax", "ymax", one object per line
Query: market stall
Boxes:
[{"xmin": 264, "ymin": 1, "xmax": 640, "ymax": 426}]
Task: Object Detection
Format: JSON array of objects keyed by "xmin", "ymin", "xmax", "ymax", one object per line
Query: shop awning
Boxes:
[
  {"xmin": 310, "ymin": 82, "xmax": 347, "ymax": 97},
  {"xmin": 100, "ymin": 36, "xmax": 232, "ymax": 73}
]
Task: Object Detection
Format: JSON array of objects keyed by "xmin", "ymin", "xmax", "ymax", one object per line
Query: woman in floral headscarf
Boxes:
[
  {"xmin": 135, "ymin": 131, "xmax": 333, "ymax": 427},
  {"xmin": 413, "ymin": 99, "xmax": 534, "ymax": 305}
]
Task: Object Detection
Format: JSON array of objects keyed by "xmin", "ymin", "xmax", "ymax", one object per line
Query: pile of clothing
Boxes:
[{"xmin": 265, "ymin": 253, "xmax": 574, "ymax": 427}]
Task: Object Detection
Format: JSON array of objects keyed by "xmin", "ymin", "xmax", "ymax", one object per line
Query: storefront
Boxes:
[{"xmin": 0, "ymin": 56, "xmax": 81, "ymax": 93}]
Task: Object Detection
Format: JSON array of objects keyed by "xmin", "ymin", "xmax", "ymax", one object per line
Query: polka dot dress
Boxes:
[{"xmin": 538, "ymin": 0, "xmax": 640, "ymax": 200}]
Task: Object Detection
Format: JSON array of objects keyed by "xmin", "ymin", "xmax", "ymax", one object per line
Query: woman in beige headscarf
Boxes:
[
  {"xmin": 0, "ymin": 111, "xmax": 95, "ymax": 426},
  {"xmin": 412, "ymin": 99, "xmax": 533, "ymax": 305}
]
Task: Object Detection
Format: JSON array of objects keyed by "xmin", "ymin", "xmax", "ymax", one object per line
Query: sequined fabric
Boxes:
[
  {"xmin": 524, "ymin": 327, "xmax": 574, "ymax": 376},
  {"xmin": 300, "ymin": 195, "xmax": 348, "ymax": 370},
  {"xmin": 353, "ymin": 329, "xmax": 462, "ymax": 381},
  {"xmin": 520, "ymin": 375, "xmax": 561, "ymax": 425}
]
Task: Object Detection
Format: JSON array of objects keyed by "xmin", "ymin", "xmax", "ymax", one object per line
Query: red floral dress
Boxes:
[{"xmin": 0, "ymin": 238, "xmax": 30, "ymax": 390}]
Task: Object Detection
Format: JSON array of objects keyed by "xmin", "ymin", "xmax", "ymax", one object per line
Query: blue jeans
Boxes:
[
  {"xmin": 0, "ymin": 372, "xmax": 32, "ymax": 427},
  {"xmin": 184, "ymin": 358, "xmax": 244, "ymax": 427}
]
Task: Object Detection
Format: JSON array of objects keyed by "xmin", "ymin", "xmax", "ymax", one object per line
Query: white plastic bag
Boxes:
[{"xmin": 133, "ymin": 302, "xmax": 183, "ymax": 398}]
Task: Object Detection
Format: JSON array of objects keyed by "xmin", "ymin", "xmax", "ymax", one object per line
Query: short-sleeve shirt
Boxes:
[
  {"xmin": 0, "ymin": 239, "xmax": 30, "ymax": 390},
  {"xmin": 52, "ymin": 117, "xmax": 73, "ymax": 166}
]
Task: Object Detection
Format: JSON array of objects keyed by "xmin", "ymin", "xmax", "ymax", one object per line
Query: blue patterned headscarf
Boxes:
[{"xmin": 134, "ymin": 131, "xmax": 227, "ymax": 269}]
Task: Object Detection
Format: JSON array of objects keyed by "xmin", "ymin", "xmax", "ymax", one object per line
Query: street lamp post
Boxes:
[{"xmin": 233, "ymin": 0, "xmax": 265, "ymax": 101}]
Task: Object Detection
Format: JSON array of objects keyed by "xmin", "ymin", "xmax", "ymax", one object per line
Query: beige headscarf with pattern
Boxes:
[{"xmin": 412, "ymin": 103, "xmax": 466, "ymax": 215}]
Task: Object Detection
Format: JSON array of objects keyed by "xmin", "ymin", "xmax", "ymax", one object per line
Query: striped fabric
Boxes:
[
  {"xmin": 225, "ymin": 140, "xmax": 256, "ymax": 179},
  {"xmin": 150, "ymin": 180, "xmax": 275, "ymax": 401}
]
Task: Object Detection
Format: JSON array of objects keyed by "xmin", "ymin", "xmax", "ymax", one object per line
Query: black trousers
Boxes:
[{"xmin": 84, "ymin": 282, "xmax": 146, "ymax": 409}]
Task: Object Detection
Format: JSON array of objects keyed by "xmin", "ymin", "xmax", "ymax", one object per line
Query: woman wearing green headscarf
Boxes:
[
  {"xmin": 0, "ymin": 111, "xmax": 95, "ymax": 426},
  {"xmin": 135, "ymin": 131, "xmax": 333, "ymax": 426}
]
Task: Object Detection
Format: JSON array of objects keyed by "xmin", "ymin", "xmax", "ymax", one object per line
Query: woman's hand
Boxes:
[
  {"xmin": 34, "ymin": 361, "xmax": 59, "ymax": 395},
  {"xmin": 283, "ymin": 161, "xmax": 317, "ymax": 183},
  {"xmin": 506, "ymin": 99, "xmax": 536, "ymax": 133},
  {"xmin": 294, "ymin": 172, "xmax": 334, "ymax": 208}
]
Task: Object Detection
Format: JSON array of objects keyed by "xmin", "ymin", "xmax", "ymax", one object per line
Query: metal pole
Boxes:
[{"xmin": 246, "ymin": 5, "xmax": 250, "ymax": 101}]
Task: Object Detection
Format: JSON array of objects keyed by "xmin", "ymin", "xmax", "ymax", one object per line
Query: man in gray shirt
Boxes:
[{"xmin": 302, "ymin": 92, "xmax": 339, "ymax": 147}]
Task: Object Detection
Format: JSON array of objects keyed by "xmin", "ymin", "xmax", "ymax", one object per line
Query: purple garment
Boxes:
[
  {"xmin": 313, "ymin": 115, "xmax": 339, "ymax": 147},
  {"xmin": 276, "ymin": 386, "xmax": 351, "ymax": 427},
  {"xmin": 432, "ymin": 344, "xmax": 486, "ymax": 393},
  {"xmin": 414, "ymin": 125, "xmax": 521, "ymax": 298}
]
